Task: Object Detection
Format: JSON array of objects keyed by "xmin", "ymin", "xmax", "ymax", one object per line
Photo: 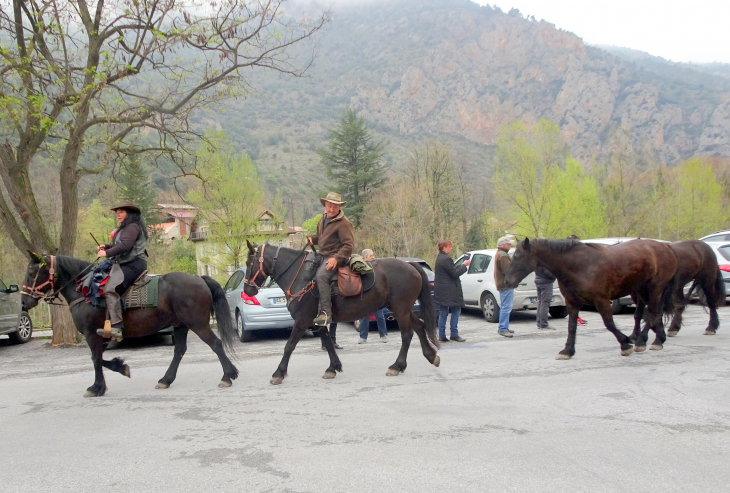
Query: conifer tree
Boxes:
[{"xmin": 119, "ymin": 155, "xmax": 158, "ymax": 228}]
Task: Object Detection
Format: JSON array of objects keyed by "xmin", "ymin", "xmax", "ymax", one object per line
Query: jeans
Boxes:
[
  {"xmin": 359, "ymin": 308, "xmax": 387, "ymax": 339},
  {"xmin": 438, "ymin": 304, "xmax": 462, "ymax": 339},
  {"xmin": 536, "ymin": 283, "xmax": 554, "ymax": 328},
  {"xmin": 315, "ymin": 259, "xmax": 337, "ymax": 316},
  {"xmin": 498, "ymin": 289, "xmax": 514, "ymax": 332}
]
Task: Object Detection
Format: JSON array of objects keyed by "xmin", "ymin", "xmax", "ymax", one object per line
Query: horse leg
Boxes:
[
  {"xmin": 84, "ymin": 333, "xmax": 108, "ymax": 397},
  {"xmin": 646, "ymin": 306, "xmax": 668, "ymax": 350},
  {"xmin": 387, "ymin": 308, "xmax": 414, "ymax": 376},
  {"xmin": 596, "ymin": 300, "xmax": 635, "ymax": 356},
  {"xmin": 101, "ymin": 357, "xmax": 131, "ymax": 378},
  {"xmin": 704, "ymin": 285, "xmax": 720, "ymax": 335},
  {"xmin": 410, "ymin": 312, "xmax": 440, "ymax": 367},
  {"xmin": 318, "ymin": 323, "xmax": 344, "ymax": 380},
  {"xmin": 556, "ymin": 305, "xmax": 580, "ymax": 360},
  {"xmin": 192, "ymin": 324, "xmax": 239, "ymax": 388},
  {"xmin": 156, "ymin": 326, "xmax": 189, "ymax": 389},
  {"xmin": 667, "ymin": 303, "xmax": 685, "ymax": 337},
  {"xmin": 629, "ymin": 299, "xmax": 645, "ymax": 343}
]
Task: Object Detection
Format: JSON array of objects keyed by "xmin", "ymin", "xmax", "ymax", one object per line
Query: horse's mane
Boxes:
[
  {"xmin": 530, "ymin": 238, "xmax": 582, "ymax": 253},
  {"xmin": 54, "ymin": 255, "xmax": 93, "ymax": 278}
]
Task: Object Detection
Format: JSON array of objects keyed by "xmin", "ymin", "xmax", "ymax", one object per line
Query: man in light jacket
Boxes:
[{"xmin": 494, "ymin": 235, "xmax": 515, "ymax": 338}]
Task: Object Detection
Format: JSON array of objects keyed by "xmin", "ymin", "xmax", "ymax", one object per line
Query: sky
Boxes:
[{"xmin": 477, "ymin": 0, "xmax": 730, "ymax": 64}]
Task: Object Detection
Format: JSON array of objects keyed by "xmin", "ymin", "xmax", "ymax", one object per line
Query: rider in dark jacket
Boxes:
[{"xmin": 95, "ymin": 200, "xmax": 148, "ymax": 341}]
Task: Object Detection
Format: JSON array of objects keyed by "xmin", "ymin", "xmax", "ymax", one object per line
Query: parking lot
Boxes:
[{"xmin": 1, "ymin": 304, "xmax": 730, "ymax": 492}]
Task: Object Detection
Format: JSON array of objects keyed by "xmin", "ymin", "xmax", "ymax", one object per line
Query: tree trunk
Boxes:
[{"xmin": 50, "ymin": 301, "xmax": 80, "ymax": 346}]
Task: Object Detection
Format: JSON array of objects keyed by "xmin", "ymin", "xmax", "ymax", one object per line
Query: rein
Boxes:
[
  {"xmin": 245, "ymin": 244, "xmax": 316, "ymax": 304},
  {"xmin": 22, "ymin": 255, "xmax": 98, "ymax": 305}
]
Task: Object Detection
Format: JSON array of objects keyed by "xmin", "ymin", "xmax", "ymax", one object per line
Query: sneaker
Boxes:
[
  {"xmin": 313, "ymin": 311, "xmax": 331, "ymax": 326},
  {"xmin": 333, "ymin": 341, "xmax": 343, "ymax": 350},
  {"xmin": 358, "ymin": 337, "xmax": 367, "ymax": 344},
  {"xmin": 450, "ymin": 335, "xmax": 466, "ymax": 342},
  {"xmin": 538, "ymin": 325, "xmax": 556, "ymax": 330},
  {"xmin": 439, "ymin": 337, "xmax": 449, "ymax": 343},
  {"xmin": 507, "ymin": 329, "xmax": 515, "ymax": 333},
  {"xmin": 577, "ymin": 317, "xmax": 587, "ymax": 326},
  {"xmin": 498, "ymin": 330, "xmax": 513, "ymax": 338},
  {"xmin": 380, "ymin": 335, "xmax": 388, "ymax": 343}
]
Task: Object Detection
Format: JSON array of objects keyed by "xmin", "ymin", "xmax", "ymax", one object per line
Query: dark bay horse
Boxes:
[
  {"xmin": 503, "ymin": 238, "xmax": 677, "ymax": 359},
  {"xmin": 243, "ymin": 242, "xmax": 439, "ymax": 384},
  {"xmin": 630, "ymin": 240, "xmax": 725, "ymax": 340},
  {"xmin": 22, "ymin": 253, "xmax": 238, "ymax": 396}
]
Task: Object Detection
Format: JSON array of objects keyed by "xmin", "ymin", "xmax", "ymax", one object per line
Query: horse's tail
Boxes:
[
  {"xmin": 202, "ymin": 275, "xmax": 237, "ymax": 356},
  {"xmin": 409, "ymin": 262, "xmax": 439, "ymax": 349},
  {"xmin": 660, "ymin": 276, "xmax": 676, "ymax": 315},
  {"xmin": 712, "ymin": 268, "xmax": 727, "ymax": 307}
]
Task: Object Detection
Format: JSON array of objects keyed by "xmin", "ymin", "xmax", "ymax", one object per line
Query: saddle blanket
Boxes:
[{"xmin": 122, "ymin": 274, "xmax": 160, "ymax": 310}]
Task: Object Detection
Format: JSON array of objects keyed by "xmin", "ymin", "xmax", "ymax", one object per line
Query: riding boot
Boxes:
[
  {"xmin": 314, "ymin": 260, "xmax": 335, "ymax": 326},
  {"xmin": 96, "ymin": 291, "xmax": 124, "ymax": 342}
]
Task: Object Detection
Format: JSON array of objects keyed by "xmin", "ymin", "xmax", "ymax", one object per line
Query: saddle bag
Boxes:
[{"xmin": 337, "ymin": 266, "xmax": 362, "ymax": 297}]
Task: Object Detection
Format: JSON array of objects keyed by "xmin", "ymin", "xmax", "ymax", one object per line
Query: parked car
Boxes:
[
  {"xmin": 0, "ymin": 277, "xmax": 33, "ymax": 344},
  {"xmin": 223, "ymin": 267, "xmax": 295, "ymax": 342},
  {"xmin": 454, "ymin": 249, "xmax": 568, "ymax": 323},
  {"xmin": 700, "ymin": 231, "xmax": 730, "ymax": 243},
  {"xmin": 356, "ymin": 257, "xmax": 435, "ymax": 331}
]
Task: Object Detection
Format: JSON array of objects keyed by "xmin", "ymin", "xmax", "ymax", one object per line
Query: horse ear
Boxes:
[
  {"xmin": 523, "ymin": 238, "xmax": 530, "ymax": 251},
  {"xmin": 28, "ymin": 251, "xmax": 43, "ymax": 263},
  {"xmin": 247, "ymin": 240, "xmax": 254, "ymax": 254}
]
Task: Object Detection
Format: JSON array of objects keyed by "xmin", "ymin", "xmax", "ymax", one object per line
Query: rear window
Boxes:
[
  {"xmin": 705, "ymin": 234, "xmax": 730, "ymax": 242},
  {"xmin": 417, "ymin": 262, "xmax": 433, "ymax": 273},
  {"xmin": 717, "ymin": 246, "xmax": 730, "ymax": 262}
]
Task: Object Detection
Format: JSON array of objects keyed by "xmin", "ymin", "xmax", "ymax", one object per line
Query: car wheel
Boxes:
[
  {"xmin": 548, "ymin": 306, "xmax": 568, "ymax": 319},
  {"xmin": 237, "ymin": 311, "xmax": 254, "ymax": 343},
  {"xmin": 611, "ymin": 299, "xmax": 623, "ymax": 315},
  {"xmin": 9, "ymin": 311, "xmax": 33, "ymax": 344},
  {"xmin": 481, "ymin": 292, "xmax": 499, "ymax": 323}
]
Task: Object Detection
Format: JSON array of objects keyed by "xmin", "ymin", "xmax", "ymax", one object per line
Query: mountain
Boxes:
[{"xmin": 200, "ymin": 0, "xmax": 730, "ymax": 217}]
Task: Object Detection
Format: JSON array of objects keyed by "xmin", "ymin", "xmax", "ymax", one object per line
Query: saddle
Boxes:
[
  {"xmin": 307, "ymin": 252, "xmax": 376, "ymax": 299},
  {"xmin": 77, "ymin": 269, "xmax": 160, "ymax": 310}
]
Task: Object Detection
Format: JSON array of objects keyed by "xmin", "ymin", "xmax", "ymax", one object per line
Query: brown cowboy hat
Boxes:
[
  {"xmin": 319, "ymin": 192, "xmax": 346, "ymax": 207},
  {"xmin": 110, "ymin": 200, "xmax": 141, "ymax": 214}
]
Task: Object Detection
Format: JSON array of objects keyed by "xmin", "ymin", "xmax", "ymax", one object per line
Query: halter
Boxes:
[
  {"xmin": 21, "ymin": 255, "xmax": 57, "ymax": 302},
  {"xmin": 243, "ymin": 244, "xmax": 268, "ymax": 288}
]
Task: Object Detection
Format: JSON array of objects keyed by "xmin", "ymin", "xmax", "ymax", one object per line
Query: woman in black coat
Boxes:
[{"xmin": 434, "ymin": 240, "xmax": 471, "ymax": 343}]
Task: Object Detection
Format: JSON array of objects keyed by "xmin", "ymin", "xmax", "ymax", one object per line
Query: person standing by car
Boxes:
[
  {"xmin": 434, "ymin": 240, "xmax": 471, "ymax": 343},
  {"xmin": 535, "ymin": 266, "xmax": 556, "ymax": 330},
  {"xmin": 95, "ymin": 200, "xmax": 148, "ymax": 342},
  {"xmin": 494, "ymin": 235, "xmax": 515, "ymax": 338},
  {"xmin": 357, "ymin": 249, "xmax": 388, "ymax": 344}
]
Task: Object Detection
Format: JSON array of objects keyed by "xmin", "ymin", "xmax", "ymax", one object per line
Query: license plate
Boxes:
[{"xmin": 271, "ymin": 297, "xmax": 286, "ymax": 305}]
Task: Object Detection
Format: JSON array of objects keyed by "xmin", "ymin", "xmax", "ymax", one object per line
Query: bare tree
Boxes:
[{"xmin": 0, "ymin": 0, "xmax": 328, "ymax": 343}]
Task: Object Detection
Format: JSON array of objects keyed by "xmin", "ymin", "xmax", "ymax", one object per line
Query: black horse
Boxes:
[
  {"xmin": 21, "ymin": 253, "xmax": 239, "ymax": 397},
  {"xmin": 503, "ymin": 238, "xmax": 677, "ymax": 359},
  {"xmin": 243, "ymin": 241, "xmax": 440, "ymax": 384},
  {"xmin": 630, "ymin": 240, "xmax": 725, "ymax": 340}
]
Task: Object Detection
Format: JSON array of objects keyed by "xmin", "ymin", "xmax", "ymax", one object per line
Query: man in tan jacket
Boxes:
[
  {"xmin": 307, "ymin": 192, "xmax": 355, "ymax": 330},
  {"xmin": 494, "ymin": 235, "xmax": 515, "ymax": 338}
]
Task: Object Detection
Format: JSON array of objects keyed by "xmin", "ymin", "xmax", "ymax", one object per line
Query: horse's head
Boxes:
[
  {"xmin": 22, "ymin": 251, "xmax": 55, "ymax": 310},
  {"xmin": 503, "ymin": 238, "xmax": 536, "ymax": 289},
  {"xmin": 243, "ymin": 240, "xmax": 267, "ymax": 296}
]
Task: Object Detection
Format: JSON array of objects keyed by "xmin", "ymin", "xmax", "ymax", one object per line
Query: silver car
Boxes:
[
  {"xmin": 0, "ymin": 277, "xmax": 33, "ymax": 344},
  {"xmin": 223, "ymin": 267, "xmax": 295, "ymax": 342}
]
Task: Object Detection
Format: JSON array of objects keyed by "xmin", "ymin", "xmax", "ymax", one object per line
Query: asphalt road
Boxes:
[{"xmin": 1, "ymin": 304, "xmax": 730, "ymax": 492}]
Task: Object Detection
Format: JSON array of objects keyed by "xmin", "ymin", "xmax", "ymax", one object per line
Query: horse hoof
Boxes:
[
  {"xmin": 432, "ymin": 355, "xmax": 441, "ymax": 367},
  {"xmin": 650, "ymin": 344, "xmax": 663, "ymax": 351},
  {"xmin": 385, "ymin": 368, "xmax": 401, "ymax": 376},
  {"xmin": 122, "ymin": 365, "xmax": 131, "ymax": 378},
  {"xmin": 218, "ymin": 380, "xmax": 232, "ymax": 388},
  {"xmin": 667, "ymin": 330, "xmax": 679, "ymax": 337},
  {"xmin": 555, "ymin": 353, "xmax": 572, "ymax": 360},
  {"xmin": 633, "ymin": 345, "xmax": 645, "ymax": 353},
  {"xmin": 322, "ymin": 371, "xmax": 336, "ymax": 379},
  {"xmin": 704, "ymin": 330, "xmax": 716, "ymax": 336},
  {"xmin": 270, "ymin": 377, "xmax": 284, "ymax": 385},
  {"xmin": 155, "ymin": 382, "xmax": 169, "ymax": 389}
]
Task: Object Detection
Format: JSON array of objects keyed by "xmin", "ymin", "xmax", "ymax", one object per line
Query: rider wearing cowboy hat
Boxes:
[
  {"xmin": 306, "ymin": 192, "xmax": 355, "ymax": 331},
  {"xmin": 95, "ymin": 200, "xmax": 149, "ymax": 341}
]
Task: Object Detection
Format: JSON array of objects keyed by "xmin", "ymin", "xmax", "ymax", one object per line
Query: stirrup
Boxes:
[{"xmin": 313, "ymin": 311, "xmax": 331, "ymax": 326}]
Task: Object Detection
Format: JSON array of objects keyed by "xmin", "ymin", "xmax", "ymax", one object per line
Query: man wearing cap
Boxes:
[
  {"xmin": 306, "ymin": 192, "xmax": 355, "ymax": 333},
  {"xmin": 95, "ymin": 200, "xmax": 149, "ymax": 342},
  {"xmin": 494, "ymin": 235, "xmax": 515, "ymax": 338}
]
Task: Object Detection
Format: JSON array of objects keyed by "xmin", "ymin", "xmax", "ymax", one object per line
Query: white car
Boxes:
[
  {"xmin": 700, "ymin": 231, "xmax": 730, "ymax": 243},
  {"xmin": 455, "ymin": 249, "xmax": 567, "ymax": 323}
]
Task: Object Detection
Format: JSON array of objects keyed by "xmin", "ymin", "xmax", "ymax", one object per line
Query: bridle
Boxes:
[
  {"xmin": 243, "ymin": 243, "xmax": 315, "ymax": 302},
  {"xmin": 22, "ymin": 255, "xmax": 57, "ymax": 302},
  {"xmin": 22, "ymin": 255, "xmax": 98, "ymax": 304},
  {"xmin": 243, "ymin": 244, "xmax": 269, "ymax": 289}
]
